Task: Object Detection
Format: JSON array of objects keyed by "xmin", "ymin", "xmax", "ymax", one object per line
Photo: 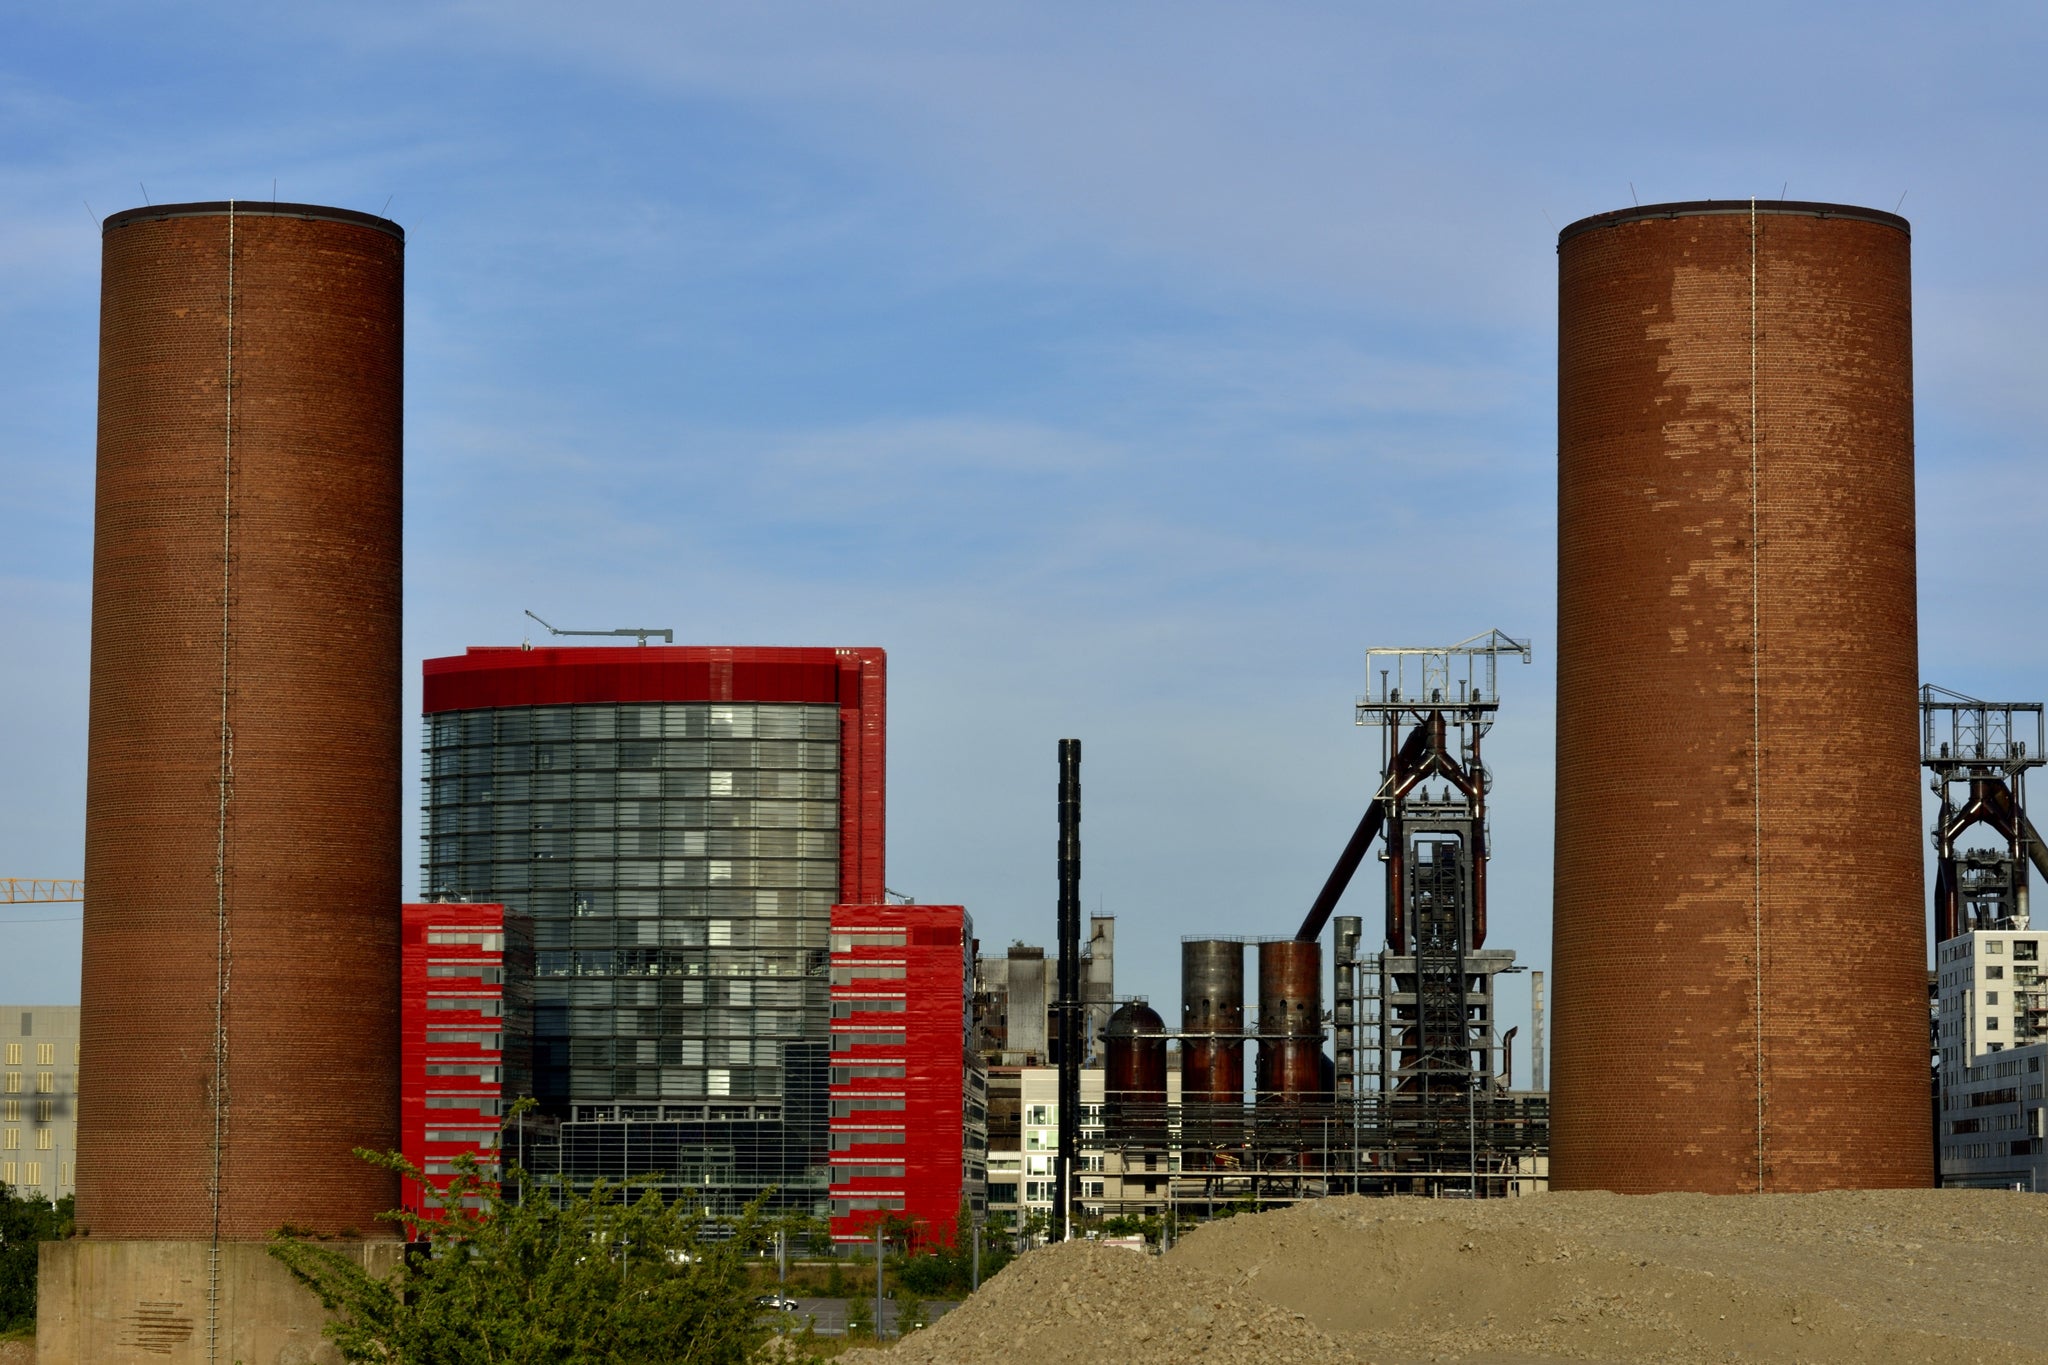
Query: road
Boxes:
[{"xmin": 770, "ymin": 1296, "xmax": 962, "ymax": 1337}]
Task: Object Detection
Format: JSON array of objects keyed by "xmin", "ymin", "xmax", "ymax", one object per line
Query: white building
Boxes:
[
  {"xmin": 983, "ymin": 1064, "xmax": 1183, "ymax": 1233},
  {"xmin": 1, "ymin": 1005, "xmax": 80, "ymax": 1202},
  {"xmin": 1936, "ymin": 929, "xmax": 2048, "ymax": 1188}
]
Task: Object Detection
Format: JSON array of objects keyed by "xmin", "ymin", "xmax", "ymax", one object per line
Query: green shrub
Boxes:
[
  {"xmin": 0, "ymin": 1186, "xmax": 72, "ymax": 1334},
  {"xmin": 269, "ymin": 1134, "xmax": 770, "ymax": 1365}
]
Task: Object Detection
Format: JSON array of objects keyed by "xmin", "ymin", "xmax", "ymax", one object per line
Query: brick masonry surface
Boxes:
[
  {"xmin": 80, "ymin": 205, "xmax": 404, "ymax": 1239},
  {"xmin": 1552, "ymin": 205, "xmax": 1932, "ymax": 1193}
]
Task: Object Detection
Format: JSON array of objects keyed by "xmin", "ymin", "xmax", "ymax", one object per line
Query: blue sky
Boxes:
[{"xmin": 5, "ymin": 5, "xmax": 2048, "ymax": 1079}]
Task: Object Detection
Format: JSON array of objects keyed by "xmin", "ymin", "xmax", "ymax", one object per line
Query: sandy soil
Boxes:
[{"xmin": 845, "ymin": 1189, "xmax": 2048, "ymax": 1363}]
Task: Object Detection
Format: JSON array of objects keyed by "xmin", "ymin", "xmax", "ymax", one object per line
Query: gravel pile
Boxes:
[{"xmin": 845, "ymin": 1189, "xmax": 2048, "ymax": 1364}]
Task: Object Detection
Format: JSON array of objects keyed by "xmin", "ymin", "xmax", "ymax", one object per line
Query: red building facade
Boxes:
[
  {"xmin": 401, "ymin": 903, "xmax": 534, "ymax": 1218},
  {"xmin": 828, "ymin": 903, "xmax": 985, "ymax": 1246}
]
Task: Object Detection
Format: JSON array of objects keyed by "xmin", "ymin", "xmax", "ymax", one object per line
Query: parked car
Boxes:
[{"xmin": 753, "ymin": 1294, "xmax": 800, "ymax": 1313}]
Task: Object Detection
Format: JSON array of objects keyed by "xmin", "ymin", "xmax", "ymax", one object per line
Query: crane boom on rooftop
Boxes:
[{"xmin": 524, "ymin": 610, "xmax": 673, "ymax": 646}]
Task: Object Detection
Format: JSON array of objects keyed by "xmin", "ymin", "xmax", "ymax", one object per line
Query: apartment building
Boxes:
[{"xmin": 0, "ymin": 1005, "xmax": 79, "ymax": 1202}]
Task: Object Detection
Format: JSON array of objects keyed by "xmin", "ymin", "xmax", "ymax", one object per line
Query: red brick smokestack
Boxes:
[
  {"xmin": 1552, "ymin": 201, "xmax": 1931, "ymax": 1193},
  {"xmin": 80, "ymin": 202, "xmax": 404, "ymax": 1239}
]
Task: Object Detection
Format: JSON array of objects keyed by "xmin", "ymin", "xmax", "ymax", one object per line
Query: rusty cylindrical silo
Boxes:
[
  {"xmin": 1180, "ymin": 939, "xmax": 1245, "ymax": 1101},
  {"xmin": 80, "ymin": 202, "xmax": 404, "ymax": 1240},
  {"xmin": 1552, "ymin": 200, "xmax": 1929, "ymax": 1194},
  {"xmin": 1256, "ymin": 939, "xmax": 1325, "ymax": 1102},
  {"xmin": 1103, "ymin": 1001, "xmax": 1168, "ymax": 1148}
]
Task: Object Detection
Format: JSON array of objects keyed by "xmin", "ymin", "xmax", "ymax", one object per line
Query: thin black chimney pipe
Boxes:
[{"xmin": 1054, "ymin": 738, "xmax": 1082, "ymax": 1239}]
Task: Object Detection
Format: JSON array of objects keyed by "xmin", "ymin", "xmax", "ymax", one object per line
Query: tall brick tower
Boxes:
[
  {"xmin": 1551, "ymin": 200, "xmax": 1931, "ymax": 1193},
  {"xmin": 46, "ymin": 202, "xmax": 405, "ymax": 1363}
]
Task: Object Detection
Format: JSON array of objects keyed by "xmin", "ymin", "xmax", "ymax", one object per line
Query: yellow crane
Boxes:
[{"xmin": 1, "ymin": 879, "xmax": 82, "ymax": 903}]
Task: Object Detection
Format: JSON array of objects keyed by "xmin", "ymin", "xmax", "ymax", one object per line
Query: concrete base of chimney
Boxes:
[{"xmin": 36, "ymin": 1238, "xmax": 401, "ymax": 1365}]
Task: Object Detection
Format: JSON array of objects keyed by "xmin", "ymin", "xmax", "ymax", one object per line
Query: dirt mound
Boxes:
[
  {"xmin": 846, "ymin": 1237, "xmax": 1341, "ymax": 1365},
  {"xmin": 847, "ymin": 1189, "xmax": 2048, "ymax": 1364}
]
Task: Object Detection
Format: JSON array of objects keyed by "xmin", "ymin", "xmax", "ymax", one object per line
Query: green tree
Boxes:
[
  {"xmin": 269, "ymin": 1142, "xmax": 770, "ymax": 1365},
  {"xmin": 0, "ymin": 1185, "xmax": 72, "ymax": 1335}
]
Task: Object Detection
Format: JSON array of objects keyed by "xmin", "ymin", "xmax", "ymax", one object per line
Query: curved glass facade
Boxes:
[{"xmin": 422, "ymin": 700, "xmax": 842, "ymax": 1210}]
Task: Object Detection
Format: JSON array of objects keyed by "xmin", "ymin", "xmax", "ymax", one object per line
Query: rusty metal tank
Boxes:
[
  {"xmin": 1255, "ymin": 939, "xmax": 1326, "ymax": 1102},
  {"xmin": 1180, "ymin": 938, "xmax": 1245, "ymax": 1102},
  {"xmin": 1103, "ymin": 1000, "xmax": 1168, "ymax": 1147},
  {"xmin": 80, "ymin": 201, "xmax": 405, "ymax": 1240},
  {"xmin": 1553, "ymin": 200, "xmax": 1930, "ymax": 1194}
]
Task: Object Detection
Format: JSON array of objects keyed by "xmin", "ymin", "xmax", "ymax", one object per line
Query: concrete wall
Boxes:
[{"xmin": 38, "ymin": 1239, "xmax": 402, "ymax": 1365}]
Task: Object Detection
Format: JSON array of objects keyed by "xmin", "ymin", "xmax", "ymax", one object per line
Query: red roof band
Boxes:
[{"xmin": 423, "ymin": 645, "xmax": 880, "ymax": 714}]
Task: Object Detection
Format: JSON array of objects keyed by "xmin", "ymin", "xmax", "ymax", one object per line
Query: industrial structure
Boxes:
[
  {"xmin": 971, "ymin": 918, "xmax": 1113, "ymax": 1069},
  {"xmin": 400, "ymin": 903, "xmax": 534, "ymax": 1219},
  {"xmin": 826, "ymin": 902, "xmax": 985, "ymax": 1246},
  {"xmin": 1551, "ymin": 200, "xmax": 1930, "ymax": 1194},
  {"xmin": 52, "ymin": 199, "xmax": 407, "ymax": 1363},
  {"xmin": 418, "ymin": 642, "xmax": 885, "ymax": 1214},
  {"xmin": 1056, "ymin": 635, "xmax": 1549, "ymax": 1209},
  {"xmin": 0, "ymin": 1006, "xmax": 79, "ymax": 1202},
  {"xmin": 1926, "ymin": 689, "xmax": 2048, "ymax": 1188},
  {"xmin": 1923, "ymin": 688, "xmax": 2048, "ymax": 944}
]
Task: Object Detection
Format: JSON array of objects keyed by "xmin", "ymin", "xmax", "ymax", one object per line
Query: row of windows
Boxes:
[
  {"xmin": 555, "ymin": 1037, "xmax": 813, "ymax": 1069},
  {"xmin": 1, "ymin": 1101, "xmax": 55, "ymax": 1123},
  {"xmin": 831, "ymin": 1065, "xmax": 906, "ymax": 1082},
  {"xmin": 0, "ymin": 1161, "xmax": 55, "ymax": 1187},
  {"xmin": 426, "ymin": 859, "xmax": 839, "ymax": 893},
  {"xmin": 1, "ymin": 1045, "xmax": 59, "ymax": 1066},
  {"xmin": 2, "ymin": 1075, "xmax": 56, "ymax": 1094},
  {"xmin": 829, "ymin": 965, "xmax": 905, "ymax": 984},
  {"xmin": 430, "ymin": 829, "xmax": 839, "ymax": 861},
  {"xmin": 450, "ymin": 887, "xmax": 835, "ymax": 923},
  {"xmin": 426, "ymin": 704, "xmax": 840, "ymax": 747},
  {"xmin": 426, "ymin": 738, "xmax": 838, "ymax": 776},
  {"xmin": 430, "ymin": 800, "xmax": 839, "ymax": 835},
  {"xmin": 830, "ymin": 1164, "xmax": 906, "ymax": 1180},
  {"xmin": 425, "ymin": 1031, "xmax": 502, "ymax": 1048},
  {"xmin": 557, "ymin": 1066, "xmax": 789, "ymax": 1099},
  {"xmin": 538, "ymin": 1010, "xmax": 812, "ymax": 1042},
  {"xmin": 537, "ymin": 979, "xmax": 816, "ymax": 1011},
  {"xmin": 831, "ymin": 1033, "xmax": 905, "ymax": 1051},
  {"xmin": 550, "ymin": 1039, "xmax": 793, "ymax": 1066},
  {"xmin": 1, "ymin": 1130, "xmax": 55, "ymax": 1150},
  {"xmin": 1944, "ymin": 1140, "xmax": 2032, "ymax": 1160},
  {"xmin": 428, "ymin": 769, "xmax": 836, "ymax": 806},
  {"xmin": 830, "ymin": 1197, "xmax": 905, "ymax": 1214},
  {"xmin": 830, "ymin": 1131, "xmax": 905, "ymax": 1150},
  {"xmin": 537, "ymin": 970, "xmax": 820, "ymax": 1006},
  {"xmin": 831, "ymin": 1000, "xmax": 905, "ymax": 1018}
]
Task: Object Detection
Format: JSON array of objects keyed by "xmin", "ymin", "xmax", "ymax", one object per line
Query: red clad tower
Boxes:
[
  {"xmin": 400, "ymin": 903, "xmax": 534, "ymax": 1219},
  {"xmin": 828, "ymin": 903, "xmax": 984, "ymax": 1246}
]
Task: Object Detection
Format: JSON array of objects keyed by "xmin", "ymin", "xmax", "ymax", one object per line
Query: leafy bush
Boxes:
[
  {"xmin": 891, "ymin": 1208, "xmax": 1013, "ymax": 1296},
  {"xmin": 270, "ymin": 1142, "xmax": 770, "ymax": 1365},
  {"xmin": 0, "ymin": 1186, "xmax": 72, "ymax": 1334}
]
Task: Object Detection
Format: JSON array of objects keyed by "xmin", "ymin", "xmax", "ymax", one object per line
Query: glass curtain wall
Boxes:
[{"xmin": 422, "ymin": 701, "xmax": 840, "ymax": 1212}]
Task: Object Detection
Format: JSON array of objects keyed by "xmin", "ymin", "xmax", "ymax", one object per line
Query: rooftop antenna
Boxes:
[{"xmin": 523, "ymin": 609, "xmax": 673, "ymax": 646}]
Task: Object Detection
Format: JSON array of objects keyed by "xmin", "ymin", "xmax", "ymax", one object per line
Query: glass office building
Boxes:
[{"xmin": 420, "ymin": 645, "xmax": 886, "ymax": 1213}]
